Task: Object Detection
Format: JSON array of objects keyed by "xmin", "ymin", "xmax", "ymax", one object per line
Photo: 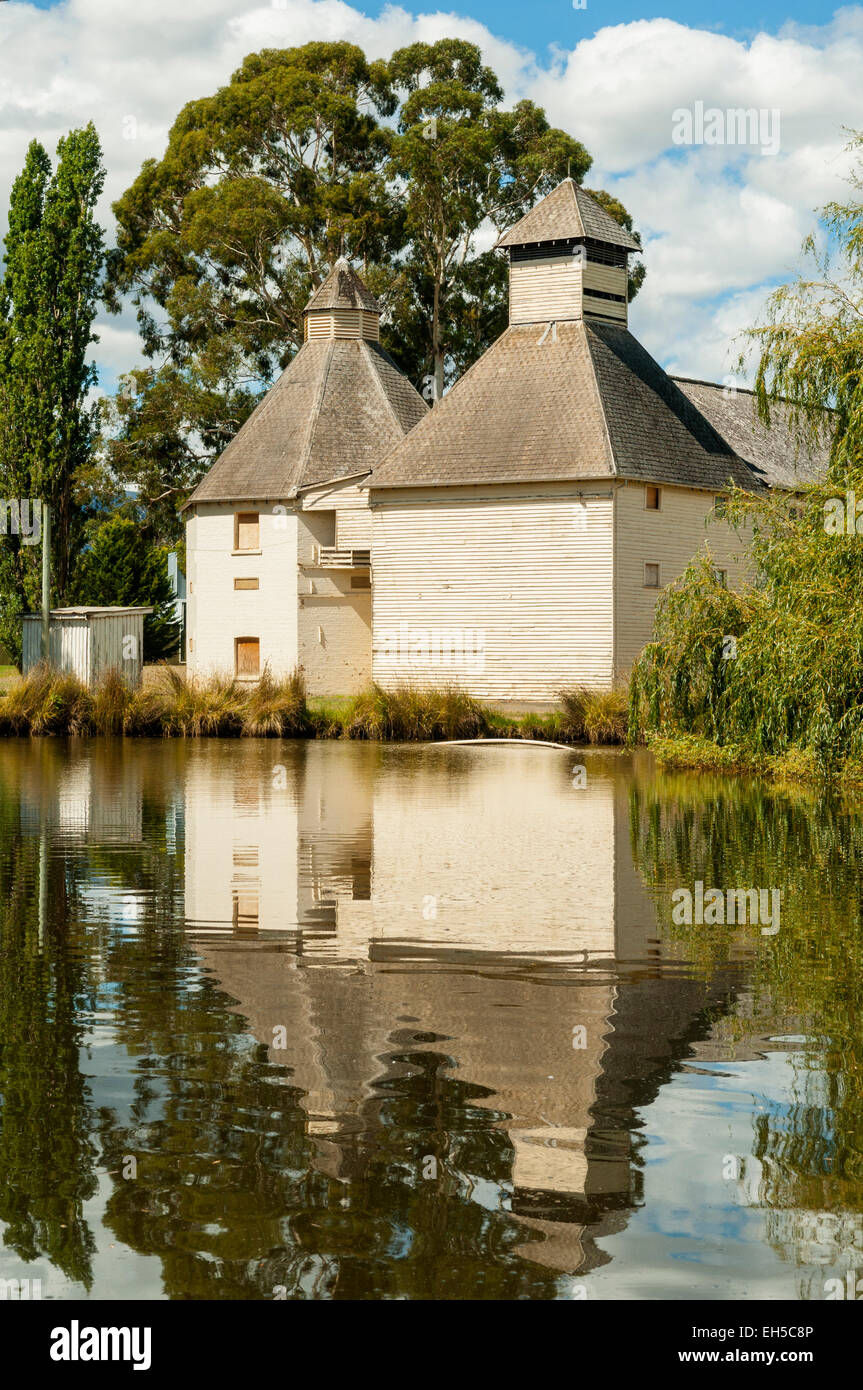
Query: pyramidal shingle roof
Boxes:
[
  {"xmin": 369, "ymin": 319, "xmax": 819, "ymax": 493},
  {"xmin": 671, "ymin": 377, "xmax": 831, "ymax": 491},
  {"xmin": 305, "ymin": 257, "xmax": 381, "ymax": 313},
  {"xmin": 496, "ymin": 180, "xmax": 641, "ymax": 252},
  {"xmin": 186, "ymin": 338, "xmax": 427, "ymax": 505}
]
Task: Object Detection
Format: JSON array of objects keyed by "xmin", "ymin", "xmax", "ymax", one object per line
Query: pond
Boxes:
[{"xmin": 0, "ymin": 738, "xmax": 860, "ymax": 1300}]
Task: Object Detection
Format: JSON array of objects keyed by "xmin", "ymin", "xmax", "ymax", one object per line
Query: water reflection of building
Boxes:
[
  {"xmin": 7, "ymin": 740, "xmax": 144, "ymax": 845},
  {"xmin": 184, "ymin": 742, "xmax": 744, "ymax": 1274}
]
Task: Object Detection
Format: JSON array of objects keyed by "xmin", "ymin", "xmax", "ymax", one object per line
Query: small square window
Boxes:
[
  {"xmin": 644, "ymin": 562, "xmax": 660, "ymax": 588},
  {"xmin": 715, "ymin": 496, "xmax": 728, "ymax": 518},
  {"xmin": 235, "ymin": 512, "xmax": 259, "ymax": 550},
  {"xmin": 645, "ymin": 485, "xmax": 661, "ymax": 511},
  {"xmin": 713, "ymin": 568, "xmax": 727, "ymax": 587},
  {"xmin": 350, "ymin": 574, "xmax": 371, "ymax": 590}
]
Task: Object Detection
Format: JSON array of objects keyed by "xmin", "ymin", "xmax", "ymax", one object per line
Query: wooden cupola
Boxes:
[
  {"xmin": 495, "ymin": 179, "xmax": 640, "ymax": 328},
  {"xmin": 303, "ymin": 258, "xmax": 381, "ymax": 342}
]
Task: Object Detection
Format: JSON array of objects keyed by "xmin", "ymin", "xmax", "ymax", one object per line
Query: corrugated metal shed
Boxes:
[{"xmin": 22, "ymin": 607, "xmax": 152, "ymax": 687}]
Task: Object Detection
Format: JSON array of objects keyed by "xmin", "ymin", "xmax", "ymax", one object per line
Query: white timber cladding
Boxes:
[
  {"xmin": 371, "ymin": 487, "xmax": 614, "ymax": 698},
  {"xmin": 509, "ymin": 259, "xmax": 628, "ymax": 325},
  {"xmin": 583, "ymin": 264, "xmax": 627, "ymax": 298},
  {"xmin": 583, "ymin": 296, "xmax": 627, "ymax": 323},
  {"xmin": 185, "ymin": 503, "xmax": 300, "ymax": 679},
  {"xmin": 302, "ymin": 481, "xmax": 372, "ymax": 547},
  {"xmin": 509, "ymin": 257, "xmax": 581, "ymax": 323},
  {"xmin": 305, "ymin": 309, "xmax": 379, "ymax": 340},
  {"xmin": 613, "ymin": 481, "xmax": 753, "ymax": 678}
]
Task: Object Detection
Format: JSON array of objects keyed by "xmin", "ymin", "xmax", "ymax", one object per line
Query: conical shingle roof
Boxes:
[
  {"xmin": 305, "ymin": 257, "xmax": 381, "ymax": 313},
  {"xmin": 186, "ymin": 338, "xmax": 427, "ymax": 505},
  {"xmin": 496, "ymin": 180, "xmax": 640, "ymax": 252}
]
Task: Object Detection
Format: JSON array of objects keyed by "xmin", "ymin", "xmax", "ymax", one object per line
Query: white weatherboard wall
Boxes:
[
  {"xmin": 509, "ymin": 260, "xmax": 627, "ymax": 326},
  {"xmin": 186, "ymin": 502, "xmax": 299, "ymax": 679},
  {"xmin": 613, "ymin": 481, "xmax": 753, "ymax": 678},
  {"xmin": 371, "ymin": 486, "xmax": 614, "ymax": 698}
]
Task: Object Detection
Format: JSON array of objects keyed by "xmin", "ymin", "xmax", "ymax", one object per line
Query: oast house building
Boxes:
[
  {"xmin": 184, "ymin": 179, "xmax": 827, "ymax": 700},
  {"xmin": 183, "ymin": 260, "xmax": 426, "ymax": 694}
]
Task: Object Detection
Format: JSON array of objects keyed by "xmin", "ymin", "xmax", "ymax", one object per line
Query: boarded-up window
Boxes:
[
  {"xmin": 235, "ymin": 637, "xmax": 260, "ymax": 677},
  {"xmin": 234, "ymin": 577, "xmax": 259, "ymax": 590},
  {"xmin": 235, "ymin": 512, "xmax": 259, "ymax": 550},
  {"xmin": 645, "ymin": 485, "xmax": 661, "ymax": 510},
  {"xmin": 350, "ymin": 574, "xmax": 371, "ymax": 589},
  {"xmin": 644, "ymin": 563, "xmax": 660, "ymax": 588}
]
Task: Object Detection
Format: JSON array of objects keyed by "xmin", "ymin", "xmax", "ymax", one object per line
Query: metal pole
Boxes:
[{"xmin": 41, "ymin": 501, "xmax": 50, "ymax": 663}]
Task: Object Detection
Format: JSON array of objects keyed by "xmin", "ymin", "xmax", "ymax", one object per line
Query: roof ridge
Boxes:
[
  {"xmin": 295, "ymin": 340, "xmax": 333, "ymax": 493},
  {"xmin": 360, "ymin": 339, "xmax": 407, "ymax": 436},
  {"xmin": 581, "ymin": 321, "xmax": 618, "ymax": 477}
]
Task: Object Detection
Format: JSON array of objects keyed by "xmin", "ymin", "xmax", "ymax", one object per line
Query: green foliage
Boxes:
[
  {"xmin": 73, "ymin": 516, "xmax": 180, "ymax": 660},
  {"xmin": 104, "ymin": 42, "xmax": 398, "ymax": 531},
  {"xmin": 627, "ymin": 485, "xmax": 863, "ymax": 777},
  {"xmin": 383, "ymin": 39, "xmax": 593, "ymax": 397},
  {"xmin": 631, "ymin": 134, "xmax": 863, "ymax": 781},
  {"xmin": 0, "ymin": 126, "xmax": 106, "ymax": 658}
]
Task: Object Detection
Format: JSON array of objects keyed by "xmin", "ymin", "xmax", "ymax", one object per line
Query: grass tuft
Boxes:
[{"xmin": 343, "ymin": 683, "xmax": 491, "ymax": 741}]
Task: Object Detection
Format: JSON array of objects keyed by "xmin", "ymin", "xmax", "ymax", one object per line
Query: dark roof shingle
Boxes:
[
  {"xmin": 186, "ymin": 339, "xmax": 426, "ymax": 505},
  {"xmin": 496, "ymin": 180, "xmax": 641, "ymax": 252},
  {"xmin": 672, "ymin": 377, "xmax": 830, "ymax": 489},
  {"xmin": 305, "ymin": 258, "xmax": 381, "ymax": 313},
  {"xmin": 369, "ymin": 319, "xmax": 764, "ymax": 492}
]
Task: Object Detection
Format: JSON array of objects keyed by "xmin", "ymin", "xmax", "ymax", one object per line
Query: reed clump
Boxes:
[
  {"xmin": 559, "ymin": 685, "xmax": 629, "ymax": 744},
  {"xmin": 240, "ymin": 668, "xmax": 309, "ymax": 737},
  {"xmin": 343, "ymin": 682, "xmax": 491, "ymax": 741},
  {"xmin": 0, "ymin": 666, "xmax": 630, "ymax": 744},
  {"xmin": 0, "ymin": 664, "xmax": 94, "ymax": 735},
  {"xmin": 154, "ymin": 667, "xmax": 245, "ymax": 737}
]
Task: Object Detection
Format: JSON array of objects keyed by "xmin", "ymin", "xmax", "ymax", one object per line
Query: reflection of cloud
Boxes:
[{"xmin": 0, "ymin": 4, "xmax": 859, "ymax": 384}]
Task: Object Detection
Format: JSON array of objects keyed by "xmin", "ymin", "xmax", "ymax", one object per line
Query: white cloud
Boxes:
[{"xmin": 0, "ymin": 0, "xmax": 861, "ymax": 382}]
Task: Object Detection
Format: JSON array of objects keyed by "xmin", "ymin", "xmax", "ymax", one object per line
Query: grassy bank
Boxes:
[
  {"xmin": 646, "ymin": 732, "xmax": 863, "ymax": 789},
  {"xmin": 0, "ymin": 665, "xmax": 629, "ymax": 743}
]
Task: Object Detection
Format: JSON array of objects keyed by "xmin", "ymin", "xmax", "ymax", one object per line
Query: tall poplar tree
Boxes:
[{"xmin": 0, "ymin": 124, "xmax": 105, "ymax": 660}]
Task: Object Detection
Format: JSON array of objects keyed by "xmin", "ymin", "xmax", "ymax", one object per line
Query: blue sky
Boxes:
[
  {"xmin": 2, "ymin": 0, "xmax": 861, "ymax": 387},
  {"xmin": 25, "ymin": 0, "xmax": 838, "ymax": 49}
]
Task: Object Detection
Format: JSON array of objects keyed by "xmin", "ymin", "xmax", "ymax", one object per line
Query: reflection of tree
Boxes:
[
  {"xmin": 0, "ymin": 786, "xmax": 98, "ymax": 1287},
  {"xmin": 98, "ymin": 972, "xmax": 569, "ymax": 1300},
  {"xmin": 629, "ymin": 766, "xmax": 863, "ymax": 1241}
]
